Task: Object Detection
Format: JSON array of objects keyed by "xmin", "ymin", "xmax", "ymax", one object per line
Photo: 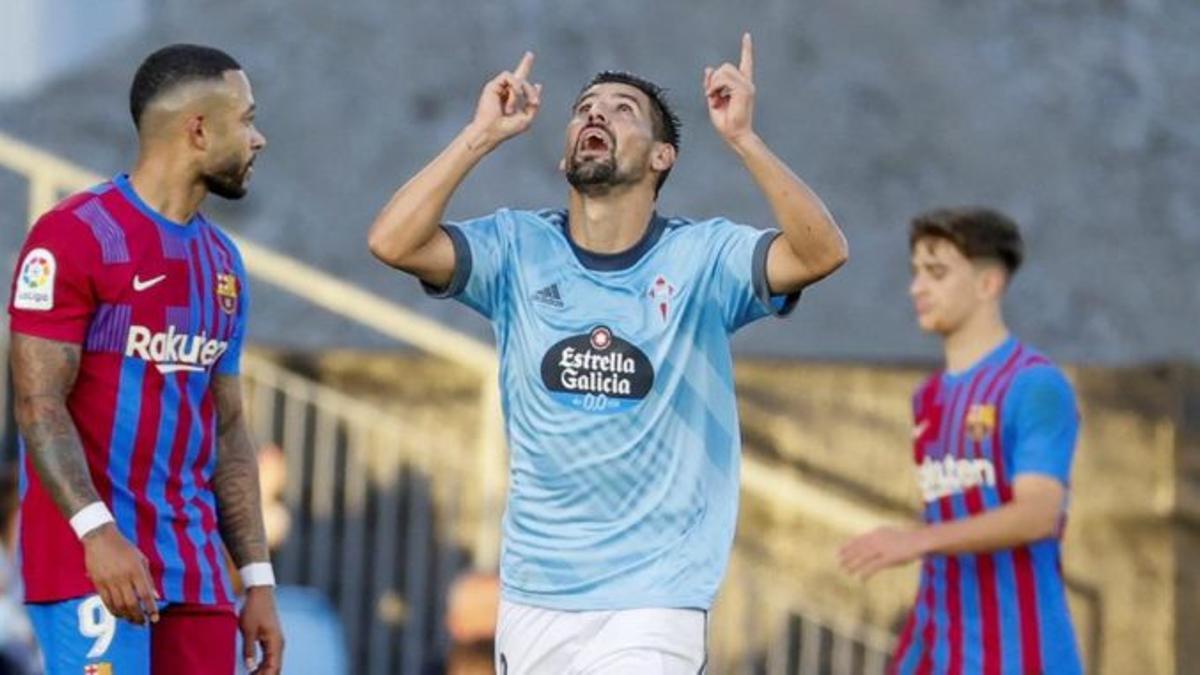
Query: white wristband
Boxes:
[
  {"xmin": 239, "ymin": 562, "xmax": 276, "ymax": 588},
  {"xmin": 69, "ymin": 502, "xmax": 115, "ymax": 540}
]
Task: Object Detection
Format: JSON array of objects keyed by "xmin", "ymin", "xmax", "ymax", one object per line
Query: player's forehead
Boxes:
[
  {"xmin": 911, "ymin": 237, "xmax": 968, "ymax": 266},
  {"xmin": 220, "ymin": 69, "xmax": 254, "ymax": 109},
  {"xmin": 574, "ymin": 82, "xmax": 650, "ymax": 110}
]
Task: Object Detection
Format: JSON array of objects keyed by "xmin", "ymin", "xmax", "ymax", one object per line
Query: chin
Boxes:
[{"xmin": 915, "ymin": 315, "xmax": 942, "ymax": 334}]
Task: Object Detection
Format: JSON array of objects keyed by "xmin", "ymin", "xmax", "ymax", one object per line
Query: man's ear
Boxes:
[
  {"xmin": 978, "ymin": 264, "xmax": 1008, "ymax": 301},
  {"xmin": 185, "ymin": 114, "xmax": 207, "ymax": 151},
  {"xmin": 650, "ymin": 142, "xmax": 676, "ymax": 173}
]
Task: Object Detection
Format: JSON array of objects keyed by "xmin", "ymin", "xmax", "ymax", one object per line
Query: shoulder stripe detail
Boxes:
[{"xmin": 73, "ymin": 198, "xmax": 130, "ymax": 264}]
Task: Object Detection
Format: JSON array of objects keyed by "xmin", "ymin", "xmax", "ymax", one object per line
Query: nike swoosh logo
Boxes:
[{"xmin": 132, "ymin": 274, "xmax": 166, "ymax": 291}]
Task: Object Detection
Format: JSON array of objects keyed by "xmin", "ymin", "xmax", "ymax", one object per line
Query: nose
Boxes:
[
  {"xmin": 909, "ymin": 275, "xmax": 922, "ymax": 298},
  {"xmin": 252, "ymin": 128, "xmax": 267, "ymax": 152},
  {"xmin": 587, "ymin": 107, "xmax": 608, "ymax": 126}
]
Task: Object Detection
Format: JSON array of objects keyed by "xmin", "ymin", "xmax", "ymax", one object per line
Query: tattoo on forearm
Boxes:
[
  {"xmin": 211, "ymin": 376, "xmax": 270, "ymax": 567},
  {"xmin": 10, "ymin": 335, "xmax": 100, "ymax": 517}
]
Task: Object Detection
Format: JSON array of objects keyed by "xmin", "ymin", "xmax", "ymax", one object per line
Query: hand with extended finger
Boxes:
[
  {"xmin": 468, "ymin": 51, "xmax": 543, "ymax": 151},
  {"xmin": 704, "ymin": 33, "xmax": 757, "ymax": 146}
]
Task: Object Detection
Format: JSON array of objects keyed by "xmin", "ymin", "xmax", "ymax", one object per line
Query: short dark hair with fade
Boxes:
[
  {"xmin": 909, "ymin": 207, "xmax": 1024, "ymax": 275},
  {"xmin": 578, "ymin": 71, "xmax": 682, "ymax": 192},
  {"xmin": 130, "ymin": 44, "xmax": 242, "ymax": 129}
]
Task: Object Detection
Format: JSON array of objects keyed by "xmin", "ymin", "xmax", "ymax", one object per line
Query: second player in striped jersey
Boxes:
[
  {"xmin": 9, "ymin": 44, "xmax": 283, "ymax": 675},
  {"xmin": 839, "ymin": 208, "xmax": 1082, "ymax": 674}
]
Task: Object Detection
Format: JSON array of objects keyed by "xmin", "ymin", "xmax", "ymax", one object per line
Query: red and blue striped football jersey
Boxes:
[
  {"xmin": 890, "ymin": 337, "xmax": 1082, "ymax": 675},
  {"xmin": 8, "ymin": 174, "xmax": 249, "ymax": 606}
]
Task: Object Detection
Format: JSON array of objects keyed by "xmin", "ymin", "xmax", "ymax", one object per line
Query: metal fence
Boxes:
[
  {"xmin": 727, "ymin": 566, "xmax": 895, "ymax": 675},
  {"xmin": 241, "ymin": 353, "xmax": 480, "ymax": 673}
]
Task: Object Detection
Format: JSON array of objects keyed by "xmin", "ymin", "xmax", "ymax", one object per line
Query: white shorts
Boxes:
[{"xmin": 495, "ymin": 600, "xmax": 708, "ymax": 675}]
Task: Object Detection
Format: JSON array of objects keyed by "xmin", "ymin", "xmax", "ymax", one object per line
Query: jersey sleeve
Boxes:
[
  {"xmin": 709, "ymin": 220, "xmax": 800, "ymax": 332},
  {"xmin": 421, "ymin": 210, "xmax": 509, "ymax": 320},
  {"xmin": 214, "ymin": 241, "xmax": 249, "ymax": 376},
  {"xmin": 1005, "ymin": 365, "xmax": 1079, "ymax": 485},
  {"xmin": 7, "ymin": 211, "xmax": 99, "ymax": 344}
]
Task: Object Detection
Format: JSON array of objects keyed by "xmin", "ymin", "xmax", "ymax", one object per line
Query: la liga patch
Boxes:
[{"xmin": 13, "ymin": 247, "xmax": 56, "ymax": 311}]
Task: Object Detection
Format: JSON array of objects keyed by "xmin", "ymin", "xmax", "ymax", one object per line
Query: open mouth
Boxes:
[{"xmin": 576, "ymin": 125, "xmax": 613, "ymax": 155}]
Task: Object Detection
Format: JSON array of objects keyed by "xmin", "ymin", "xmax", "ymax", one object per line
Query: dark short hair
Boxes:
[
  {"xmin": 909, "ymin": 207, "xmax": 1024, "ymax": 275},
  {"xmin": 578, "ymin": 71, "xmax": 681, "ymax": 193},
  {"xmin": 130, "ymin": 44, "xmax": 242, "ymax": 129}
]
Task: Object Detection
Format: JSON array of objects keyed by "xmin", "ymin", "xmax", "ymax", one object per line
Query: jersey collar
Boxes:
[
  {"xmin": 554, "ymin": 210, "xmax": 669, "ymax": 272},
  {"xmin": 113, "ymin": 173, "xmax": 202, "ymax": 238}
]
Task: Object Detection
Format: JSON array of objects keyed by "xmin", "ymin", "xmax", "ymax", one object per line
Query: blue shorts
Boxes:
[
  {"xmin": 27, "ymin": 595, "xmax": 152, "ymax": 674},
  {"xmin": 27, "ymin": 595, "xmax": 236, "ymax": 675}
]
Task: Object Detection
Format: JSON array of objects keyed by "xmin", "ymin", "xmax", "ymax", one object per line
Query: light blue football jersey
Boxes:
[{"xmin": 427, "ymin": 208, "xmax": 798, "ymax": 610}]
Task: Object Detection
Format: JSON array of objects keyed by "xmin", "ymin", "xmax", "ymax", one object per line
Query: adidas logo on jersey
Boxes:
[
  {"xmin": 531, "ymin": 283, "xmax": 564, "ymax": 308},
  {"xmin": 125, "ymin": 325, "xmax": 229, "ymax": 374}
]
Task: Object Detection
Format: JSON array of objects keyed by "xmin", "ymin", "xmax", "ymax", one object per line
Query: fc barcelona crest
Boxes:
[
  {"xmin": 965, "ymin": 403, "xmax": 996, "ymax": 442},
  {"xmin": 216, "ymin": 272, "xmax": 239, "ymax": 315}
]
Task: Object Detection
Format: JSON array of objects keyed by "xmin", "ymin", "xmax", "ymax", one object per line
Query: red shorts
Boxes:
[
  {"xmin": 31, "ymin": 597, "xmax": 237, "ymax": 675},
  {"xmin": 152, "ymin": 603, "xmax": 237, "ymax": 674}
]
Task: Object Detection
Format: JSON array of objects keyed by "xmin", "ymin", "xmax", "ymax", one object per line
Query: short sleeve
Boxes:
[
  {"xmin": 1006, "ymin": 365, "xmax": 1079, "ymax": 484},
  {"xmin": 214, "ymin": 242, "xmax": 249, "ymax": 376},
  {"xmin": 710, "ymin": 221, "xmax": 799, "ymax": 332},
  {"xmin": 7, "ymin": 211, "xmax": 98, "ymax": 344},
  {"xmin": 421, "ymin": 211, "xmax": 508, "ymax": 320}
]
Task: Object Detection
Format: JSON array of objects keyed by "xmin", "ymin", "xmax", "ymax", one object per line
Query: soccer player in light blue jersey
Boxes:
[{"xmin": 368, "ymin": 34, "xmax": 848, "ymax": 674}]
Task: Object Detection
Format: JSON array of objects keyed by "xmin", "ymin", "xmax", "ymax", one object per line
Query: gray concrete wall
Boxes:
[{"xmin": 1, "ymin": 0, "xmax": 1196, "ymax": 364}]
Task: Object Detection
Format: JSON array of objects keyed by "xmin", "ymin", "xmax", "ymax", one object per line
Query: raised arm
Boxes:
[
  {"xmin": 10, "ymin": 333, "xmax": 158, "ymax": 624},
  {"xmin": 367, "ymin": 51, "xmax": 542, "ymax": 288},
  {"xmin": 704, "ymin": 34, "xmax": 848, "ymax": 295},
  {"xmin": 211, "ymin": 374, "xmax": 283, "ymax": 674}
]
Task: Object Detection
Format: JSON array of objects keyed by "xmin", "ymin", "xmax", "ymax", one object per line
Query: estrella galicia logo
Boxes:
[{"xmin": 540, "ymin": 325, "xmax": 654, "ymax": 413}]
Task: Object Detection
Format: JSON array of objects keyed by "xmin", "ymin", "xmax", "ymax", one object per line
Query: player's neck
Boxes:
[
  {"xmin": 129, "ymin": 155, "xmax": 208, "ymax": 225},
  {"xmin": 566, "ymin": 189, "xmax": 656, "ymax": 254},
  {"xmin": 941, "ymin": 307, "xmax": 1009, "ymax": 374}
]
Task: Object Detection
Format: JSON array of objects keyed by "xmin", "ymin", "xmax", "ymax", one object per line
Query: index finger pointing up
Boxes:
[
  {"xmin": 514, "ymin": 51, "xmax": 535, "ymax": 80},
  {"xmin": 739, "ymin": 33, "xmax": 753, "ymax": 79}
]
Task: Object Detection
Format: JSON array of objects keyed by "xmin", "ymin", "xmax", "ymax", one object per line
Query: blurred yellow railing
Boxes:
[{"xmin": 0, "ymin": 130, "xmax": 510, "ymax": 565}]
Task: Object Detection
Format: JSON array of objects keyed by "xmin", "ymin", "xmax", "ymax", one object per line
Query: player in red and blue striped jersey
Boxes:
[
  {"xmin": 840, "ymin": 208, "xmax": 1082, "ymax": 674},
  {"xmin": 7, "ymin": 45, "xmax": 282, "ymax": 674}
]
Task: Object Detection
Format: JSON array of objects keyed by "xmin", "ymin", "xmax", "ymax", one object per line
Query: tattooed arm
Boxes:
[
  {"xmin": 10, "ymin": 334, "xmax": 94, "ymax": 512},
  {"xmin": 211, "ymin": 374, "xmax": 269, "ymax": 567},
  {"xmin": 212, "ymin": 374, "xmax": 283, "ymax": 674},
  {"xmin": 10, "ymin": 333, "xmax": 159, "ymax": 624}
]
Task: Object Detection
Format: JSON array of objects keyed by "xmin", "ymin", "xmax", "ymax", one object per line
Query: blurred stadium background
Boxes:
[{"xmin": 0, "ymin": 1, "xmax": 1197, "ymax": 673}]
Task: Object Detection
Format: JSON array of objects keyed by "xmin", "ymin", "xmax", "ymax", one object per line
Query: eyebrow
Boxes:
[{"xmin": 574, "ymin": 91, "xmax": 644, "ymax": 112}]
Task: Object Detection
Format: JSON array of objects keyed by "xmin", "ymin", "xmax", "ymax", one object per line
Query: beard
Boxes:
[
  {"xmin": 565, "ymin": 131, "xmax": 648, "ymax": 196},
  {"xmin": 565, "ymin": 151, "xmax": 648, "ymax": 197},
  {"xmin": 566, "ymin": 151, "xmax": 619, "ymax": 195},
  {"xmin": 202, "ymin": 154, "xmax": 252, "ymax": 200}
]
